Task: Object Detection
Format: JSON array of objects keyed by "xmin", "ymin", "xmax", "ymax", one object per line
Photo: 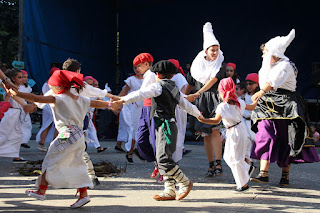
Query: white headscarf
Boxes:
[
  {"xmin": 265, "ymin": 29, "xmax": 295, "ymax": 59},
  {"xmin": 258, "ymin": 29, "xmax": 295, "ymax": 88},
  {"xmin": 191, "ymin": 22, "xmax": 224, "ymax": 84}
]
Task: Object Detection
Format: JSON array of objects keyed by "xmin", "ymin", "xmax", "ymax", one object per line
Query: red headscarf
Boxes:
[
  {"xmin": 168, "ymin": 59, "xmax": 185, "ymax": 76},
  {"xmin": 133, "ymin": 53, "xmax": 154, "ymax": 66},
  {"xmin": 226, "ymin": 62, "xmax": 236, "ymax": 70},
  {"xmin": 245, "ymin": 73, "xmax": 259, "ymax": 83},
  {"xmin": 21, "ymin": 70, "xmax": 28, "ymax": 75},
  {"xmin": 218, "ymin": 77, "xmax": 240, "ymax": 109},
  {"xmin": 50, "ymin": 67, "xmax": 60, "ymax": 76},
  {"xmin": 83, "ymin": 76, "xmax": 94, "ymax": 81},
  {"xmin": 48, "ymin": 70, "xmax": 83, "ymax": 94}
]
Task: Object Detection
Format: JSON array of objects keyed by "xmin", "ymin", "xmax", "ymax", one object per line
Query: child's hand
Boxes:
[
  {"xmin": 197, "ymin": 114, "xmax": 205, "ymax": 122},
  {"xmin": 111, "ymin": 95, "xmax": 121, "ymax": 101},
  {"xmin": 185, "ymin": 93, "xmax": 199, "ymax": 102},
  {"xmin": 9, "ymin": 88, "xmax": 19, "ymax": 96},
  {"xmin": 23, "ymin": 104, "xmax": 37, "ymax": 114},
  {"xmin": 251, "ymin": 90, "xmax": 264, "ymax": 102},
  {"xmin": 111, "ymin": 99, "xmax": 124, "ymax": 111}
]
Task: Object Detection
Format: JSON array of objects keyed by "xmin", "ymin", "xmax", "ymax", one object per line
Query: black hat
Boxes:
[{"xmin": 151, "ymin": 60, "xmax": 176, "ymax": 74}]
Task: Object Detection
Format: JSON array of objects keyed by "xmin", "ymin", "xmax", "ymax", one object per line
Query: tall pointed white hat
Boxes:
[
  {"xmin": 203, "ymin": 22, "xmax": 220, "ymax": 50},
  {"xmin": 265, "ymin": 29, "xmax": 295, "ymax": 58}
]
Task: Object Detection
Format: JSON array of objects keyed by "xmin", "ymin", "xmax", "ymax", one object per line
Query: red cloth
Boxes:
[
  {"xmin": 245, "ymin": 73, "xmax": 259, "ymax": 83},
  {"xmin": 84, "ymin": 76, "xmax": 94, "ymax": 81},
  {"xmin": 218, "ymin": 77, "xmax": 240, "ymax": 109},
  {"xmin": 143, "ymin": 98, "xmax": 152, "ymax": 107},
  {"xmin": 0, "ymin": 102, "xmax": 12, "ymax": 120},
  {"xmin": 226, "ymin": 62, "xmax": 236, "ymax": 70},
  {"xmin": 168, "ymin": 59, "xmax": 185, "ymax": 76},
  {"xmin": 48, "ymin": 70, "xmax": 83, "ymax": 94},
  {"xmin": 92, "ymin": 78, "xmax": 98, "ymax": 82},
  {"xmin": 50, "ymin": 67, "xmax": 60, "ymax": 76},
  {"xmin": 21, "ymin": 70, "xmax": 28, "ymax": 75},
  {"xmin": 133, "ymin": 53, "xmax": 154, "ymax": 66}
]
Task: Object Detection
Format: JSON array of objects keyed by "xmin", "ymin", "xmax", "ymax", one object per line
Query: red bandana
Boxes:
[
  {"xmin": 218, "ymin": 77, "xmax": 240, "ymax": 109},
  {"xmin": 48, "ymin": 70, "xmax": 83, "ymax": 94}
]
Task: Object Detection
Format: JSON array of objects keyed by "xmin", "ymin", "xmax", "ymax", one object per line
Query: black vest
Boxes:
[{"xmin": 150, "ymin": 79, "xmax": 180, "ymax": 120}]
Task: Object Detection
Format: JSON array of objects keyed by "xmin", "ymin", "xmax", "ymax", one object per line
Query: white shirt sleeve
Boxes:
[
  {"xmin": 178, "ymin": 92, "xmax": 201, "ymax": 118},
  {"xmin": 266, "ymin": 61, "xmax": 296, "ymax": 91},
  {"xmin": 79, "ymin": 82, "xmax": 109, "ymax": 98},
  {"xmin": 122, "ymin": 83, "xmax": 162, "ymax": 104},
  {"xmin": 141, "ymin": 70, "xmax": 156, "ymax": 89}
]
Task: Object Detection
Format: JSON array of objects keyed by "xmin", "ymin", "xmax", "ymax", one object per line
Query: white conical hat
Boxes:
[
  {"xmin": 203, "ymin": 22, "xmax": 220, "ymax": 50},
  {"xmin": 265, "ymin": 29, "xmax": 295, "ymax": 58}
]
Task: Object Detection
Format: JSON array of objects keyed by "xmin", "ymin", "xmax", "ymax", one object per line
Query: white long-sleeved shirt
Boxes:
[
  {"xmin": 259, "ymin": 59, "xmax": 297, "ymax": 92},
  {"xmin": 122, "ymin": 82, "xmax": 201, "ymax": 119},
  {"xmin": 35, "ymin": 81, "xmax": 109, "ymax": 109}
]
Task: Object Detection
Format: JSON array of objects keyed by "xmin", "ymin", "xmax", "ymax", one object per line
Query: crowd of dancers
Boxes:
[{"xmin": 0, "ymin": 21, "xmax": 319, "ymax": 208}]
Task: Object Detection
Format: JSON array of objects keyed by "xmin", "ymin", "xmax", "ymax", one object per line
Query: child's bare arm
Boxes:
[
  {"xmin": 118, "ymin": 84, "xmax": 130, "ymax": 97},
  {"xmin": 245, "ymin": 99, "xmax": 258, "ymax": 111},
  {"xmin": 10, "ymin": 88, "xmax": 55, "ymax": 103},
  {"xmin": 90, "ymin": 100, "xmax": 111, "ymax": 109},
  {"xmin": 198, "ymin": 113, "xmax": 222, "ymax": 125}
]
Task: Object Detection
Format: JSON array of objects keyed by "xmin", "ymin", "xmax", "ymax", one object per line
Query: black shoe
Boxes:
[
  {"xmin": 214, "ymin": 160, "xmax": 223, "ymax": 176},
  {"xmin": 97, "ymin": 147, "xmax": 109, "ymax": 153},
  {"xmin": 206, "ymin": 169, "xmax": 215, "ymax": 177},
  {"xmin": 279, "ymin": 178, "xmax": 289, "ymax": 186},
  {"xmin": 233, "ymin": 185, "xmax": 250, "ymax": 193},
  {"xmin": 92, "ymin": 177, "xmax": 100, "ymax": 186},
  {"xmin": 114, "ymin": 145, "xmax": 125, "ymax": 153},
  {"xmin": 183, "ymin": 149, "xmax": 192, "ymax": 156},
  {"xmin": 133, "ymin": 149, "xmax": 145, "ymax": 161},
  {"xmin": 250, "ymin": 174, "xmax": 269, "ymax": 183},
  {"xmin": 13, "ymin": 157, "xmax": 28, "ymax": 164},
  {"xmin": 126, "ymin": 154, "xmax": 134, "ymax": 165},
  {"xmin": 21, "ymin": 144, "xmax": 30, "ymax": 149}
]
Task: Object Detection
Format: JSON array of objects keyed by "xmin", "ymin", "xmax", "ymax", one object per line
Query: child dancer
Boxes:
[
  {"xmin": 198, "ymin": 77, "xmax": 257, "ymax": 192},
  {"xmin": 117, "ymin": 66, "xmax": 144, "ymax": 164},
  {"xmin": 113, "ymin": 60, "xmax": 203, "ymax": 200},
  {"xmin": 0, "ymin": 72, "xmax": 30, "ymax": 163},
  {"xmin": 83, "ymin": 76, "xmax": 108, "ymax": 153},
  {"xmin": 168, "ymin": 59, "xmax": 189, "ymax": 163},
  {"xmin": 225, "ymin": 63, "xmax": 240, "ymax": 84},
  {"xmin": 12, "ymin": 70, "xmax": 113, "ymax": 208},
  {"xmin": 18, "ymin": 70, "xmax": 33, "ymax": 149},
  {"xmin": 36, "ymin": 67, "xmax": 60, "ymax": 151}
]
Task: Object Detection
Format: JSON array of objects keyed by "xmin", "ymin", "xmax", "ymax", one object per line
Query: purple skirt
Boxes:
[{"xmin": 251, "ymin": 119, "xmax": 319, "ymax": 167}]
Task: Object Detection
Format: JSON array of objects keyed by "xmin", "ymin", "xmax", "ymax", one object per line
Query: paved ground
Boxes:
[{"xmin": 0, "ymin": 139, "xmax": 320, "ymax": 212}]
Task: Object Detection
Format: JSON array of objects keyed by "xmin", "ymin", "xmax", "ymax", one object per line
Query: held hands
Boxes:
[
  {"xmin": 251, "ymin": 90, "xmax": 264, "ymax": 102},
  {"xmin": 4, "ymin": 78, "xmax": 18, "ymax": 90},
  {"xmin": 110, "ymin": 99, "xmax": 125, "ymax": 111},
  {"xmin": 197, "ymin": 114, "xmax": 205, "ymax": 122},
  {"xmin": 23, "ymin": 104, "xmax": 37, "ymax": 114},
  {"xmin": 185, "ymin": 93, "xmax": 199, "ymax": 103},
  {"xmin": 9, "ymin": 87, "xmax": 19, "ymax": 96}
]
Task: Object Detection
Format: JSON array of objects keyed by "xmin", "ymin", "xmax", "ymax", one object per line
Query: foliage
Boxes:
[{"xmin": 0, "ymin": 0, "xmax": 19, "ymax": 65}]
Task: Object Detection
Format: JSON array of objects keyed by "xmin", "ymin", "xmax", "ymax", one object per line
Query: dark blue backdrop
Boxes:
[{"xmin": 24, "ymin": 0, "xmax": 320, "ymax": 98}]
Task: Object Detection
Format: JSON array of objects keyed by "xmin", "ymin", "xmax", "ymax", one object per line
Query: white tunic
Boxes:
[
  {"xmin": 18, "ymin": 86, "xmax": 32, "ymax": 144},
  {"xmin": 36, "ymin": 82, "xmax": 55, "ymax": 143},
  {"xmin": 36, "ymin": 94, "xmax": 93, "ymax": 189},
  {"xmin": 171, "ymin": 74, "xmax": 188, "ymax": 162},
  {"xmin": 86, "ymin": 97, "xmax": 101, "ymax": 148},
  {"xmin": 216, "ymin": 99, "xmax": 250, "ymax": 189}
]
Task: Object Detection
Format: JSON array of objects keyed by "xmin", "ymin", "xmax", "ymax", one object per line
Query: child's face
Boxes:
[
  {"xmin": 13, "ymin": 72, "xmax": 24, "ymax": 86},
  {"xmin": 246, "ymin": 81, "xmax": 258, "ymax": 93},
  {"xmin": 236, "ymin": 85, "xmax": 244, "ymax": 97},
  {"xmin": 136, "ymin": 62, "xmax": 150, "ymax": 74},
  {"xmin": 311, "ymin": 126, "xmax": 316, "ymax": 133},
  {"xmin": 226, "ymin": 66, "xmax": 235, "ymax": 78},
  {"xmin": 133, "ymin": 66, "xmax": 142, "ymax": 76},
  {"xmin": 85, "ymin": 79, "xmax": 94, "ymax": 86},
  {"xmin": 205, "ymin": 45, "xmax": 219, "ymax": 61},
  {"xmin": 22, "ymin": 74, "xmax": 28, "ymax": 84},
  {"xmin": 93, "ymin": 81, "xmax": 98, "ymax": 88}
]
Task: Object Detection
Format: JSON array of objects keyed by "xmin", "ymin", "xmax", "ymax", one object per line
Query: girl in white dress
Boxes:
[
  {"xmin": 199, "ymin": 77, "xmax": 257, "ymax": 193},
  {"xmin": 12, "ymin": 70, "xmax": 113, "ymax": 208}
]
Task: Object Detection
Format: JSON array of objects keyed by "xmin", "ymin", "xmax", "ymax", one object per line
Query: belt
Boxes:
[{"xmin": 226, "ymin": 121, "xmax": 241, "ymax": 129}]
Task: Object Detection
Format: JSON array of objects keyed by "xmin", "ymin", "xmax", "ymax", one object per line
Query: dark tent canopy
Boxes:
[{"xmin": 24, "ymin": 0, "xmax": 320, "ymax": 98}]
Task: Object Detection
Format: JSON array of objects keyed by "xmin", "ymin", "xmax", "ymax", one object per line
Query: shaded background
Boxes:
[{"xmin": 23, "ymin": 0, "xmax": 320, "ymax": 99}]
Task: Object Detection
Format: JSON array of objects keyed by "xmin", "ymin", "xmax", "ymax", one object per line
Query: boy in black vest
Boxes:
[{"xmin": 112, "ymin": 60, "xmax": 203, "ymax": 201}]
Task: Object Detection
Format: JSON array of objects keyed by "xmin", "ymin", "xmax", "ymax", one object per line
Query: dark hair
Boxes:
[
  {"xmin": 62, "ymin": 58, "xmax": 81, "ymax": 72},
  {"xmin": 159, "ymin": 73, "xmax": 174, "ymax": 79},
  {"xmin": 237, "ymin": 82, "xmax": 246, "ymax": 91},
  {"xmin": 147, "ymin": 61, "xmax": 153, "ymax": 66},
  {"xmin": 246, "ymin": 80, "xmax": 260, "ymax": 94},
  {"xmin": 6, "ymin": 69, "xmax": 22, "ymax": 83},
  {"xmin": 260, "ymin": 43, "xmax": 265, "ymax": 51}
]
